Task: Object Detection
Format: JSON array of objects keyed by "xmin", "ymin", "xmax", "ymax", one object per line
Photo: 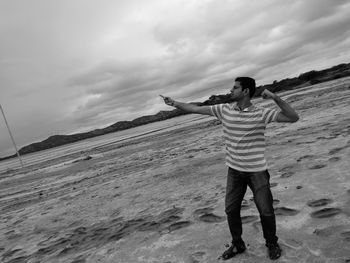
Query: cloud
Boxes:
[
  {"xmin": 1, "ymin": 0, "xmax": 350, "ymax": 156},
  {"xmin": 65, "ymin": 0, "xmax": 350, "ymax": 131}
]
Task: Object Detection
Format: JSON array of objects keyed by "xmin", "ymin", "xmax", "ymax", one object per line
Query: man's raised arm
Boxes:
[
  {"xmin": 160, "ymin": 95, "xmax": 214, "ymax": 116},
  {"xmin": 261, "ymin": 89, "xmax": 299, "ymax": 123}
]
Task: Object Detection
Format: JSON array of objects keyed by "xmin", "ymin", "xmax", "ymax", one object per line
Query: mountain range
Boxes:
[{"xmin": 1, "ymin": 62, "xmax": 349, "ymax": 161}]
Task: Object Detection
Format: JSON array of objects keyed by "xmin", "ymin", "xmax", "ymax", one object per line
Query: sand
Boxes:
[{"xmin": 0, "ymin": 78, "xmax": 350, "ymax": 263}]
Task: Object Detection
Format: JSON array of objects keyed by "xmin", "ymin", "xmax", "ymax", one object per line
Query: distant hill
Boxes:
[{"xmin": 1, "ymin": 62, "xmax": 350, "ymax": 161}]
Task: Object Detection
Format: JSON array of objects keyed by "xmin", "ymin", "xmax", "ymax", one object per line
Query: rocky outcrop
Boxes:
[{"xmin": 2, "ymin": 109, "xmax": 188, "ymax": 159}]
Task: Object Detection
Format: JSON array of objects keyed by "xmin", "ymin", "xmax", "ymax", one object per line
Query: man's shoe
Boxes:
[
  {"xmin": 220, "ymin": 240, "xmax": 246, "ymax": 260},
  {"xmin": 266, "ymin": 242, "xmax": 282, "ymax": 260}
]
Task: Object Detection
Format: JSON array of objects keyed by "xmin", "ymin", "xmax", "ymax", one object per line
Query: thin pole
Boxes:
[{"xmin": 0, "ymin": 104, "xmax": 24, "ymax": 168}]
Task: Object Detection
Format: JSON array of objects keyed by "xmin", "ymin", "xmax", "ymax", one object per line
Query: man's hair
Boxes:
[{"xmin": 235, "ymin": 77, "xmax": 256, "ymax": 98}]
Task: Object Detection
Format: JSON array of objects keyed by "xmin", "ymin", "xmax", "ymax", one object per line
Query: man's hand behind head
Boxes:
[{"xmin": 261, "ymin": 89, "xmax": 276, "ymax": 100}]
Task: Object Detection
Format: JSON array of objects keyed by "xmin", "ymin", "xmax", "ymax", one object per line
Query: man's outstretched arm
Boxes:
[
  {"xmin": 261, "ymin": 89, "xmax": 299, "ymax": 123},
  {"xmin": 160, "ymin": 95, "xmax": 214, "ymax": 116}
]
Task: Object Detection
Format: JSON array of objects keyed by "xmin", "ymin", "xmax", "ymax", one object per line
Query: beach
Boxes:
[{"xmin": 1, "ymin": 77, "xmax": 350, "ymax": 263}]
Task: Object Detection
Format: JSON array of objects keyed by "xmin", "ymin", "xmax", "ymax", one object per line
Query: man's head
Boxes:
[{"xmin": 234, "ymin": 77, "xmax": 256, "ymax": 98}]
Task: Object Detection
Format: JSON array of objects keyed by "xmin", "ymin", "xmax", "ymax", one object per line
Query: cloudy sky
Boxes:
[{"xmin": 1, "ymin": 0, "xmax": 350, "ymax": 157}]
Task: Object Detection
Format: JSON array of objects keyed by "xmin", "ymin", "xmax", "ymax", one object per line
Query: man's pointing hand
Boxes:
[{"xmin": 160, "ymin": 95, "xmax": 176, "ymax": 106}]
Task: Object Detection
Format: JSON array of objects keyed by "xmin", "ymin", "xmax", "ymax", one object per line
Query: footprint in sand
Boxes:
[
  {"xmin": 329, "ymin": 156, "xmax": 341, "ymax": 162},
  {"xmin": 193, "ymin": 207, "xmax": 214, "ymax": 215},
  {"xmin": 156, "ymin": 208, "xmax": 185, "ymax": 231},
  {"xmin": 198, "ymin": 213, "xmax": 225, "ymax": 223},
  {"xmin": 73, "ymin": 227, "xmax": 87, "ymax": 235},
  {"xmin": 192, "ymin": 195, "xmax": 203, "ymax": 202},
  {"xmin": 309, "ymin": 164, "xmax": 327, "ymax": 170},
  {"xmin": 297, "ymin": 155, "xmax": 314, "ymax": 162},
  {"xmin": 329, "ymin": 147, "xmax": 345, "ymax": 155},
  {"xmin": 280, "ymin": 171, "xmax": 295, "ymax": 178},
  {"xmin": 310, "ymin": 208, "xmax": 342, "ymax": 218},
  {"xmin": 307, "ymin": 198, "xmax": 333, "ymax": 207},
  {"xmin": 138, "ymin": 221, "xmax": 161, "ymax": 232},
  {"xmin": 158, "ymin": 215, "xmax": 181, "ymax": 224},
  {"xmin": 274, "ymin": 207, "xmax": 300, "ymax": 216},
  {"xmin": 168, "ymin": 221, "xmax": 192, "ymax": 232},
  {"xmin": 157, "ymin": 207, "xmax": 185, "ymax": 222},
  {"xmin": 193, "ymin": 207, "xmax": 225, "ymax": 223}
]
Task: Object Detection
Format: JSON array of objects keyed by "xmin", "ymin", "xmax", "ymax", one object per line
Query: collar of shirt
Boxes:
[{"xmin": 233, "ymin": 104, "xmax": 256, "ymax": 112}]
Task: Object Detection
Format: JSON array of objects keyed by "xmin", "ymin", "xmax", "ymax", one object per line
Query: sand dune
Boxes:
[{"xmin": 0, "ymin": 77, "xmax": 350, "ymax": 263}]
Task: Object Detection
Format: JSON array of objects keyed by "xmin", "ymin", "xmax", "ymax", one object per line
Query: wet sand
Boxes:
[{"xmin": 0, "ymin": 78, "xmax": 350, "ymax": 263}]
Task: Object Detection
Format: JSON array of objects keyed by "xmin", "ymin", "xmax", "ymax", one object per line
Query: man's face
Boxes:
[{"xmin": 229, "ymin": 81, "xmax": 244, "ymax": 101}]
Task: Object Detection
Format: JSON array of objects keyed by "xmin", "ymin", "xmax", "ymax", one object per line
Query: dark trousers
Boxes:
[{"xmin": 225, "ymin": 167, "xmax": 278, "ymax": 244}]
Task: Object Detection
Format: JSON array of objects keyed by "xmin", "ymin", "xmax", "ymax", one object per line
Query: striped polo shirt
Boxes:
[{"xmin": 210, "ymin": 103, "xmax": 280, "ymax": 172}]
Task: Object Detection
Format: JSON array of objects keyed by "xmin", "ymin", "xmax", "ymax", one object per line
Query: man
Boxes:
[{"xmin": 161, "ymin": 77, "xmax": 299, "ymax": 260}]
